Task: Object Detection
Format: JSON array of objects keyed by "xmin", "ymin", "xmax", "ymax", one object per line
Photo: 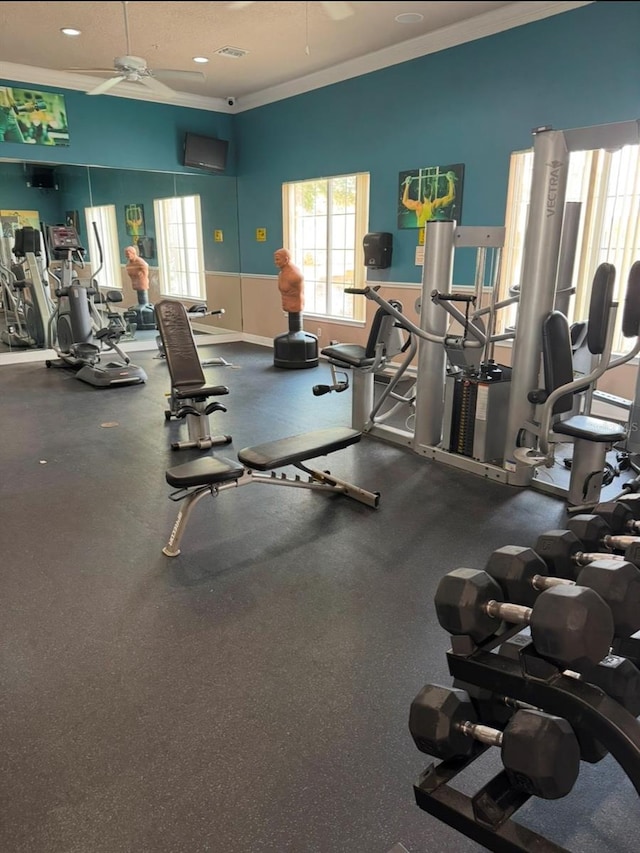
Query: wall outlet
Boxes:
[{"xmin": 317, "ymin": 327, "xmax": 322, "ymax": 338}]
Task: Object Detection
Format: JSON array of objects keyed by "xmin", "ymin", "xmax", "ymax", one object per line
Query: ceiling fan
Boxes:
[
  {"xmin": 67, "ymin": 1, "xmax": 205, "ymax": 98},
  {"xmin": 227, "ymin": 1, "xmax": 355, "ymax": 21}
]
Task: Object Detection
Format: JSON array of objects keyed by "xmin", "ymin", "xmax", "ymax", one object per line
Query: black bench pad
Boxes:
[
  {"xmin": 553, "ymin": 415, "xmax": 626, "ymax": 442},
  {"xmin": 172, "ymin": 382, "xmax": 229, "ymax": 400},
  {"xmin": 166, "ymin": 456, "xmax": 244, "ymax": 488},
  {"xmin": 319, "ymin": 344, "xmax": 373, "ymax": 369},
  {"xmin": 237, "ymin": 427, "xmax": 362, "ymax": 470}
]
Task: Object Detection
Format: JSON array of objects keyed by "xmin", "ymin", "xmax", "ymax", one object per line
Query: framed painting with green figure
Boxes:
[
  {"xmin": 397, "ymin": 163, "xmax": 465, "ymax": 230},
  {"xmin": 125, "ymin": 203, "xmax": 145, "ymax": 238}
]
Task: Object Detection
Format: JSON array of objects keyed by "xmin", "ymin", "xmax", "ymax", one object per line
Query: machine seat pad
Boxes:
[
  {"xmin": 237, "ymin": 427, "xmax": 362, "ymax": 471},
  {"xmin": 166, "ymin": 456, "xmax": 244, "ymax": 488},
  {"xmin": 172, "ymin": 383, "xmax": 229, "ymax": 400},
  {"xmin": 552, "ymin": 415, "xmax": 626, "ymax": 442},
  {"xmin": 320, "ymin": 344, "xmax": 373, "ymax": 369}
]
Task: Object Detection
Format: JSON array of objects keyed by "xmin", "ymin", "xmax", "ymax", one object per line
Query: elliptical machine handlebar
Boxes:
[{"xmin": 90, "ymin": 221, "xmax": 105, "ymax": 287}]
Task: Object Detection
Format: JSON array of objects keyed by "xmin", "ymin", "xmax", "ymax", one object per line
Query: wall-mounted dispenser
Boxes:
[{"xmin": 363, "ymin": 232, "xmax": 392, "ymax": 269}]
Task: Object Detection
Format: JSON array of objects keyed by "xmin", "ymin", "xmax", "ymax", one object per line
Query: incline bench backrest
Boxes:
[{"xmin": 155, "ymin": 299, "xmax": 206, "ymax": 388}]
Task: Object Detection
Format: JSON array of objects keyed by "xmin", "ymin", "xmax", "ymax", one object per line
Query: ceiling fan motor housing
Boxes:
[{"xmin": 114, "ymin": 55, "xmax": 148, "ymax": 72}]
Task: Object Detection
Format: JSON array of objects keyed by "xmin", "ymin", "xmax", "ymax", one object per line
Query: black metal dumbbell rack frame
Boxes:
[{"xmin": 413, "ymin": 624, "xmax": 640, "ymax": 853}]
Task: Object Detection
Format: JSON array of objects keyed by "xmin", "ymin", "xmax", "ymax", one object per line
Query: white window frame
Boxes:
[
  {"xmin": 500, "ymin": 144, "xmax": 640, "ymax": 353},
  {"xmin": 154, "ymin": 194, "xmax": 206, "ymax": 301},
  {"xmin": 84, "ymin": 204, "xmax": 121, "ymax": 291},
  {"xmin": 282, "ymin": 173, "xmax": 369, "ymax": 322}
]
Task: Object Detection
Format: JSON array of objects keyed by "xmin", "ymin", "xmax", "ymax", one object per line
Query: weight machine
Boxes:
[{"xmin": 320, "ymin": 120, "xmax": 640, "ymax": 506}]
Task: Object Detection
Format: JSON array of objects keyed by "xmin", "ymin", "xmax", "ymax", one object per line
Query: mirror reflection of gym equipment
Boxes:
[
  {"xmin": 0, "ymin": 226, "xmax": 56, "ymax": 350},
  {"xmin": 44, "ymin": 223, "xmax": 148, "ymax": 388},
  {"xmin": 317, "ymin": 120, "xmax": 640, "ymax": 510}
]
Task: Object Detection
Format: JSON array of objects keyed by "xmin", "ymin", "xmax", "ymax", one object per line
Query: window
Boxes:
[
  {"xmin": 282, "ymin": 173, "xmax": 370, "ymax": 322},
  {"xmin": 154, "ymin": 194, "xmax": 205, "ymax": 300},
  {"xmin": 500, "ymin": 145, "xmax": 640, "ymax": 353},
  {"xmin": 84, "ymin": 204, "xmax": 121, "ymax": 290}
]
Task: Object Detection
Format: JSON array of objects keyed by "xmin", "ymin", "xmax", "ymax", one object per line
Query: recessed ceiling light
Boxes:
[
  {"xmin": 193, "ymin": 56, "xmax": 209, "ymax": 64},
  {"xmin": 61, "ymin": 27, "xmax": 82, "ymax": 37},
  {"xmin": 395, "ymin": 13, "xmax": 424, "ymax": 24}
]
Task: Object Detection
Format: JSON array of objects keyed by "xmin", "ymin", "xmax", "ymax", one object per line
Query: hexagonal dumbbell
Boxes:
[
  {"xmin": 566, "ymin": 514, "xmax": 640, "ymax": 561},
  {"xmin": 434, "ymin": 567, "xmax": 614, "ymax": 671},
  {"xmin": 409, "ymin": 683, "xmax": 581, "ymax": 799},
  {"xmin": 592, "ymin": 501, "xmax": 640, "ymax": 535},
  {"xmin": 534, "ymin": 529, "xmax": 640, "ymax": 579},
  {"xmin": 487, "ymin": 544, "xmax": 640, "ymax": 637},
  {"xmin": 616, "ymin": 494, "xmax": 640, "ymax": 520}
]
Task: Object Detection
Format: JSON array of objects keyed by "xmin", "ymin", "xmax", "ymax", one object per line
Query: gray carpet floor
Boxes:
[{"xmin": 1, "ymin": 342, "xmax": 638, "ymax": 853}]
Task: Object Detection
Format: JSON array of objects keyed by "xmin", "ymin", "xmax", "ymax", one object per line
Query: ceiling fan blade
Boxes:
[
  {"xmin": 86, "ymin": 76, "xmax": 126, "ymax": 96},
  {"xmin": 154, "ymin": 69, "xmax": 206, "ymax": 81},
  {"xmin": 227, "ymin": 1, "xmax": 254, "ymax": 9},
  {"xmin": 321, "ymin": 1, "xmax": 354, "ymax": 21},
  {"xmin": 142, "ymin": 76, "xmax": 177, "ymax": 98}
]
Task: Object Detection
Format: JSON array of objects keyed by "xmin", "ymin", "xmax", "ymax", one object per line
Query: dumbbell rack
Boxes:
[
  {"xmin": 413, "ymin": 625, "xmax": 640, "ymax": 852},
  {"xmin": 613, "ymin": 629, "xmax": 640, "ymax": 661}
]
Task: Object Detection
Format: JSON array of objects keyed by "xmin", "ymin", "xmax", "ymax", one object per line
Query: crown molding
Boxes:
[{"xmin": 0, "ymin": 61, "xmax": 234, "ymax": 113}]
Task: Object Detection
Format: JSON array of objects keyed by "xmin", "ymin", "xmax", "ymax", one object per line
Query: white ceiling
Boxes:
[{"xmin": 0, "ymin": 1, "xmax": 591, "ymax": 112}]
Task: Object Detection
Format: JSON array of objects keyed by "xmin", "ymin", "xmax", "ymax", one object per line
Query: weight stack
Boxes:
[{"xmin": 442, "ymin": 367, "xmax": 512, "ymax": 463}]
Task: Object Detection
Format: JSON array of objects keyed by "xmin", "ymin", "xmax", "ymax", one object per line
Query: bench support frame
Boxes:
[{"xmin": 163, "ymin": 462, "xmax": 380, "ymax": 556}]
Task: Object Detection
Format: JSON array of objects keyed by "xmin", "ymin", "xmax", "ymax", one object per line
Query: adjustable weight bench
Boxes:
[
  {"xmin": 155, "ymin": 299, "xmax": 233, "ymax": 451},
  {"xmin": 162, "ymin": 426, "xmax": 380, "ymax": 556}
]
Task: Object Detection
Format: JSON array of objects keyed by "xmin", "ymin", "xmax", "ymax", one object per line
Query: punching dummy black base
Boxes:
[
  {"xmin": 273, "ymin": 312, "xmax": 319, "ymax": 369},
  {"xmin": 128, "ymin": 289, "xmax": 157, "ymax": 331}
]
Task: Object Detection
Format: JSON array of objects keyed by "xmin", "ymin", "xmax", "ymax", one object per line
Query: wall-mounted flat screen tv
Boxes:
[
  {"xmin": 28, "ymin": 166, "xmax": 58, "ymax": 189},
  {"xmin": 183, "ymin": 133, "xmax": 229, "ymax": 173}
]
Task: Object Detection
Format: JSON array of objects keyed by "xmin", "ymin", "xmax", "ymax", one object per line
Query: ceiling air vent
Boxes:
[{"xmin": 215, "ymin": 46, "xmax": 249, "ymax": 59}]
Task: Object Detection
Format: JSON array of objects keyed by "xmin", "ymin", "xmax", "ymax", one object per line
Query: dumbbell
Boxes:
[
  {"xmin": 409, "ymin": 683, "xmax": 581, "ymax": 799},
  {"xmin": 534, "ymin": 529, "xmax": 640, "ymax": 578},
  {"xmin": 434, "ymin": 567, "xmax": 614, "ymax": 671},
  {"xmin": 590, "ymin": 501, "xmax": 640, "ymax": 535},
  {"xmin": 615, "ymin": 494, "xmax": 640, "ymax": 517},
  {"xmin": 487, "ymin": 544, "xmax": 640, "ymax": 637},
  {"xmin": 452, "ymin": 675, "xmax": 606, "ymax": 764},
  {"xmin": 566, "ymin": 514, "xmax": 640, "ymax": 558}
]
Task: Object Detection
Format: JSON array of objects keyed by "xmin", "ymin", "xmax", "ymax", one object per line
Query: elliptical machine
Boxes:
[{"xmin": 44, "ymin": 223, "xmax": 147, "ymax": 387}]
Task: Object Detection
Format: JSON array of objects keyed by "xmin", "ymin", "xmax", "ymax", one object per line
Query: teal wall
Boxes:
[
  {"xmin": 1, "ymin": 2, "xmax": 639, "ymax": 287},
  {"xmin": 0, "ymin": 84, "xmax": 235, "ymax": 173},
  {"xmin": 235, "ymin": 0, "xmax": 640, "ymax": 283},
  {"xmin": 0, "ymin": 79, "xmax": 238, "ymax": 271}
]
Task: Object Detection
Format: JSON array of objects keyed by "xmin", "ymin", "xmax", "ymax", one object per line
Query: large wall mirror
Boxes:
[{"xmin": 0, "ymin": 159, "xmax": 242, "ymax": 363}]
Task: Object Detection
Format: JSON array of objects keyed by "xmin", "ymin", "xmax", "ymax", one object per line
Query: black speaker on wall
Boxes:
[{"xmin": 363, "ymin": 232, "xmax": 392, "ymax": 269}]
